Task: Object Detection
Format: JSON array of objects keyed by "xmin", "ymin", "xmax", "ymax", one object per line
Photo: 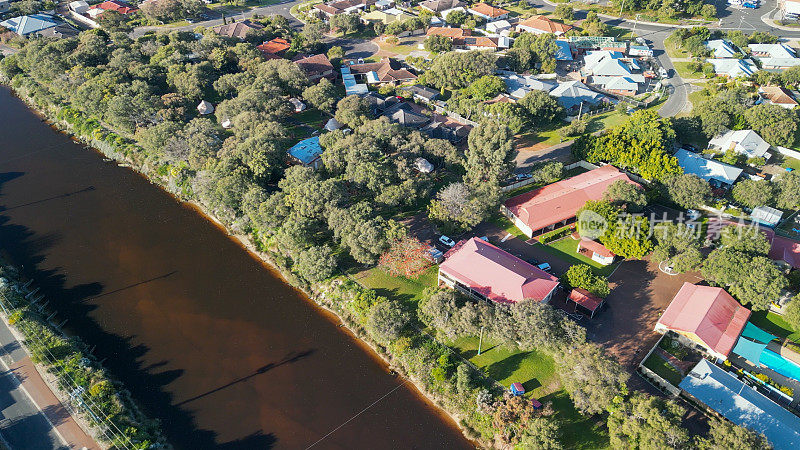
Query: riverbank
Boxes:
[
  {"xmin": 0, "ymin": 83, "xmax": 487, "ymax": 447},
  {"xmin": 0, "ymin": 259, "xmax": 166, "ymax": 448}
]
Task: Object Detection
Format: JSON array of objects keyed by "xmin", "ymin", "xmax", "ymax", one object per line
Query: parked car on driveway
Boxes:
[{"xmin": 439, "ymin": 235, "xmax": 455, "ymax": 248}]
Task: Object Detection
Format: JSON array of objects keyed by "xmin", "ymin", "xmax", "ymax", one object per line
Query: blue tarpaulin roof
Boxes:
[
  {"xmin": 288, "ymin": 136, "xmax": 323, "ymax": 165},
  {"xmin": 732, "ymin": 337, "xmax": 767, "ymax": 364},
  {"xmin": 742, "ymin": 322, "xmax": 777, "ymax": 344},
  {"xmin": 554, "ymin": 40, "xmax": 573, "ymax": 61},
  {"xmin": 680, "ymin": 359, "xmax": 800, "ymax": 449}
]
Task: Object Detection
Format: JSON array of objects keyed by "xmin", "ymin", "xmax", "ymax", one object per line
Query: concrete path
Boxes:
[{"xmin": 0, "ymin": 319, "xmax": 98, "ymax": 450}]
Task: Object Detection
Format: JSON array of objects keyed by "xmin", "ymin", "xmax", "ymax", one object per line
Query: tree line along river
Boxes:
[{"xmin": 0, "ymin": 86, "xmax": 473, "ymax": 449}]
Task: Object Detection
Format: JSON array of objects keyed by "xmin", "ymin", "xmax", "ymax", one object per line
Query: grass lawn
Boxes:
[
  {"xmin": 664, "ymin": 36, "xmax": 690, "ymax": 59},
  {"xmin": 448, "ymin": 336, "xmax": 610, "ymax": 448},
  {"xmin": 488, "ymin": 214, "xmax": 529, "ymax": 240},
  {"xmin": 542, "ymin": 237, "xmax": 619, "ymax": 277},
  {"xmin": 750, "ymin": 310, "xmax": 800, "ymax": 343},
  {"xmin": 517, "ymin": 111, "xmax": 629, "ymax": 150},
  {"xmin": 294, "ymin": 108, "xmax": 327, "ymax": 128},
  {"xmin": 642, "ymin": 352, "xmax": 683, "ymax": 386},
  {"xmin": 781, "ymin": 156, "xmax": 800, "ymax": 172},
  {"xmin": 672, "ymin": 61, "xmax": 704, "ymax": 79},
  {"xmin": 355, "ymin": 265, "xmax": 438, "ymax": 308},
  {"xmin": 376, "ymin": 38, "xmax": 420, "ymax": 56}
]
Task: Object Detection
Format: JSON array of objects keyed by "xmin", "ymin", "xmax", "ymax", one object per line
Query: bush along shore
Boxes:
[{"xmin": 0, "ymin": 261, "xmax": 166, "ymax": 449}]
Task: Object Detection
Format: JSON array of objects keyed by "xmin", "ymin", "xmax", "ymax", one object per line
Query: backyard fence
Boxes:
[{"xmin": 636, "ymin": 333, "xmax": 682, "ymax": 397}]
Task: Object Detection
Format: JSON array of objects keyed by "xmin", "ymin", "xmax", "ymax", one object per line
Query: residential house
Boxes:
[
  {"xmin": 421, "ymin": 119, "xmax": 469, "ymax": 142},
  {"xmin": 341, "ymin": 65, "xmax": 368, "ymax": 95},
  {"xmin": 515, "ymin": 15, "xmax": 573, "ymax": 36},
  {"xmin": 708, "ymin": 129, "xmax": 771, "ymax": 159},
  {"xmin": 674, "ymin": 148, "xmax": 743, "ymax": 189},
  {"xmin": 577, "ymin": 239, "xmax": 615, "ymax": 265},
  {"xmin": 591, "ymin": 76, "xmax": 639, "ymax": 96},
  {"xmin": 751, "ymin": 205, "xmax": 783, "ymax": 227},
  {"xmin": 257, "ymin": 37, "xmax": 290, "ymax": 59},
  {"xmin": 68, "ymin": 0, "xmax": 90, "ymax": 13},
  {"xmin": 704, "ymin": 39, "xmax": 739, "ymax": 58},
  {"xmin": 758, "ymin": 85, "xmax": 798, "ymax": 109},
  {"xmin": 375, "ymin": 0, "xmax": 394, "ymax": 9},
  {"xmin": 0, "ymin": 14, "xmax": 61, "ymax": 36},
  {"xmin": 0, "ymin": 0, "xmax": 9, "ymax": 13},
  {"xmin": 347, "ymin": 58, "xmax": 417, "ymax": 84},
  {"xmin": 500, "ymin": 72, "xmax": 557, "ymax": 99},
  {"xmin": 419, "ymin": 0, "xmax": 465, "ymax": 13},
  {"xmin": 438, "ymin": 237, "xmax": 560, "ymax": 304},
  {"xmin": 782, "ymin": 0, "xmax": 800, "ymax": 19},
  {"xmin": 680, "ymin": 359, "xmax": 800, "ymax": 449},
  {"xmin": 628, "ymin": 44, "xmax": 653, "ymax": 57},
  {"xmin": 485, "ymin": 19, "xmax": 511, "ymax": 34},
  {"xmin": 582, "ymin": 50, "xmax": 645, "ymax": 96},
  {"xmin": 454, "ymin": 35, "xmax": 509, "ymax": 50},
  {"xmin": 549, "ymin": 80, "xmax": 607, "ymax": 112},
  {"xmin": 294, "ymin": 54, "xmax": 336, "ymax": 82},
  {"xmin": 361, "ymin": 8, "xmax": 413, "ymax": 24},
  {"xmin": 288, "ymin": 137, "xmax": 325, "ymax": 169},
  {"xmin": 769, "ymin": 235, "xmax": 800, "ymax": 269},
  {"xmin": 502, "ymin": 165, "xmax": 638, "ymax": 238},
  {"xmin": 383, "ymin": 102, "xmax": 430, "ymax": 128},
  {"xmin": 748, "ymin": 42, "xmax": 800, "ymax": 69},
  {"xmin": 466, "ymin": 2, "xmax": 509, "ymax": 21},
  {"xmin": 401, "ymin": 85, "xmax": 440, "ymax": 103},
  {"xmin": 314, "ymin": 0, "xmax": 374, "ymax": 17},
  {"xmin": 36, "ymin": 24, "xmax": 80, "ymax": 38},
  {"xmin": 362, "ymin": 91, "xmax": 401, "ymax": 115},
  {"xmin": 705, "ymin": 58, "xmax": 757, "ymax": 78},
  {"xmin": 91, "ymin": 0, "xmax": 137, "ymax": 14},
  {"xmin": 213, "ymin": 20, "xmax": 265, "ymax": 39},
  {"xmin": 484, "ymin": 93, "xmax": 516, "ymax": 104},
  {"xmin": 426, "ymin": 26, "xmax": 471, "ymax": 38},
  {"xmin": 655, "ymin": 282, "xmax": 750, "ymax": 361}
]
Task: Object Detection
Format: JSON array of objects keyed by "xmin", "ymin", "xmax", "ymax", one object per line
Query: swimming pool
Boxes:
[{"xmin": 760, "ymin": 349, "xmax": 800, "ymax": 382}]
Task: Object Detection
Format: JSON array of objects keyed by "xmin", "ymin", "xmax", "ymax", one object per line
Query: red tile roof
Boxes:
[
  {"xmin": 761, "ymin": 86, "xmax": 798, "ymax": 106},
  {"xmin": 97, "ymin": 0, "xmax": 137, "ymax": 13},
  {"xmin": 468, "ymin": 2, "xmax": 509, "ymax": 17},
  {"xmin": 504, "ymin": 165, "xmax": 638, "ymax": 233},
  {"xmin": 294, "ymin": 53, "xmax": 334, "ymax": 76},
  {"xmin": 213, "ymin": 20, "xmax": 265, "ymax": 39},
  {"xmin": 568, "ymin": 288, "xmax": 603, "ymax": 312},
  {"xmin": 454, "ymin": 35, "xmax": 498, "ymax": 48},
  {"xmin": 769, "ymin": 235, "xmax": 800, "ymax": 269},
  {"xmin": 348, "ymin": 57, "xmax": 417, "ymax": 82},
  {"xmin": 258, "ymin": 37, "xmax": 290, "ymax": 55},
  {"xmin": 517, "ymin": 15, "xmax": 573, "ymax": 34},
  {"xmin": 426, "ymin": 26, "xmax": 471, "ymax": 38},
  {"xmin": 439, "ymin": 237, "xmax": 559, "ymax": 304},
  {"xmin": 657, "ymin": 283, "xmax": 751, "ymax": 357},
  {"xmin": 577, "ymin": 238, "xmax": 614, "ymax": 258}
]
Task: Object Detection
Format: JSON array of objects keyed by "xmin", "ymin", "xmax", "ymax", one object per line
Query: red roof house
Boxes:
[
  {"xmin": 96, "ymin": 0, "xmax": 137, "ymax": 14},
  {"xmin": 502, "ymin": 165, "xmax": 639, "ymax": 238},
  {"xmin": 516, "ymin": 15, "xmax": 573, "ymax": 35},
  {"xmin": 437, "ymin": 237, "xmax": 559, "ymax": 304},
  {"xmin": 257, "ymin": 37, "xmax": 291, "ymax": 57},
  {"xmin": 568, "ymin": 288, "xmax": 604, "ymax": 317},
  {"xmin": 293, "ymin": 53, "xmax": 336, "ymax": 81},
  {"xmin": 467, "ymin": 2, "xmax": 509, "ymax": 20},
  {"xmin": 769, "ymin": 235, "xmax": 800, "ymax": 269},
  {"xmin": 577, "ymin": 238, "xmax": 615, "ymax": 265},
  {"xmin": 655, "ymin": 283, "xmax": 751, "ymax": 360}
]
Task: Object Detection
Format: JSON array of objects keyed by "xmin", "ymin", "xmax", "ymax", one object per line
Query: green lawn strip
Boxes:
[
  {"xmin": 781, "ymin": 156, "xmax": 800, "ymax": 171},
  {"xmin": 642, "ymin": 352, "xmax": 683, "ymax": 386},
  {"xmin": 544, "ymin": 391, "xmax": 610, "ymax": 449},
  {"xmin": 543, "ymin": 238, "xmax": 619, "ymax": 277},
  {"xmin": 663, "ymin": 36, "xmax": 690, "ymax": 59},
  {"xmin": 488, "ymin": 214, "xmax": 528, "ymax": 240},
  {"xmin": 749, "ymin": 310, "xmax": 800, "ymax": 343},
  {"xmin": 355, "ymin": 265, "xmax": 438, "ymax": 308},
  {"xmin": 672, "ymin": 61, "xmax": 704, "ymax": 79}
]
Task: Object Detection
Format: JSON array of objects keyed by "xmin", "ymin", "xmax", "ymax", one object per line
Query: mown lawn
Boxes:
[
  {"xmin": 664, "ymin": 36, "xmax": 690, "ymax": 59},
  {"xmin": 448, "ymin": 336, "xmax": 610, "ymax": 448},
  {"xmin": 355, "ymin": 265, "xmax": 438, "ymax": 308},
  {"xmin": 750, "ymin": 311, "xmax": 800, "ymax": 343},
  {"xmin": 543, "ymin": 237, "xmax": 619, "ymax": 277},
  {"xmin": 672, "ymin": 61, "xmax": 704, "ymax": 79},
  {"xmin": 642, "ymin": 352, "xmax": 683, "ymax": 386},
  {"xmin": 517, "ymin": 110, "xmax": 630, "ymax": 150},
  {"xmin": 488, "ymin": 214, "xmax": 529, "ymax": 240}
]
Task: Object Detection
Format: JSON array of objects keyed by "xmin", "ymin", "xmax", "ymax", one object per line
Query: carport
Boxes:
[{"xmin": 568, "ymin": 288, "xmax": 604, "ymax": 318}]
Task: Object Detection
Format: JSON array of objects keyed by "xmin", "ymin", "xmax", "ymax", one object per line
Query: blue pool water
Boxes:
[{"xmin": 760, "ymin": 349, "xmax": 800, "ymax": 382}]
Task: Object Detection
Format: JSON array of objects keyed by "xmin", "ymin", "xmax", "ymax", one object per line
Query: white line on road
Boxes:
[{"xmin": 500, "ymin": 233, "xmax": 513, "ymax": 243}]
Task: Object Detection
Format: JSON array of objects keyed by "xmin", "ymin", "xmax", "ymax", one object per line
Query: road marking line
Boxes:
[{"xmin": 501, "ymin": 233, "xmax": 512, "ymax": 242}]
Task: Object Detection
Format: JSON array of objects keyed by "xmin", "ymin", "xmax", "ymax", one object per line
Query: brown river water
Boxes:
[{"xmin": 0, "ymin": 86, "xmax": 473, "ymax": 449}]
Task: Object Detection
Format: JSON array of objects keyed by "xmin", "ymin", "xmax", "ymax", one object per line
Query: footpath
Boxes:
[{"xmin": 0, "ymin": 319, "xmax": 98, "ymax": 449}]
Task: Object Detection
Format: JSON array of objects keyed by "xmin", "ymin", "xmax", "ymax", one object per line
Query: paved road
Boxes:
[{"xmin": 0, "ymin": 321, "xmax": 64, "ymax": 450}]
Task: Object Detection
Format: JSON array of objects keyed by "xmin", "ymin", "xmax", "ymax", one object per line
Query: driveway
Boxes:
[{"xmin": 338, "ymin": 38, "xmax": 380, "ymax": 60}]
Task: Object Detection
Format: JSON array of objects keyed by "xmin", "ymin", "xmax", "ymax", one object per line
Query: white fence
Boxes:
[
  {"xmin": 776, "ymin": 146, "xmax": 800, "ymax": 161},
  {"xmin": 637, "ymin": 333, "xmax": 682, "ymax": 397}
]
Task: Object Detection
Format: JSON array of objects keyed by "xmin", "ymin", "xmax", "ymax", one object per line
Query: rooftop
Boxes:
[
  {"xmin": 468, "ymin": 2, "xmax": 509, "ymax": 17},
  {"xmin": 657, "ymin": 283, "xmax": 750, "ymax": 357},
  {"xmin": 568, "ymin": 288, "xmax": 603, "ymax": 312},
  {"xmin": 674, "ymin": 148, "xmax": 743, "ymax": 186},
  {"xmin": 288, "ymin": 136, "xmax": 324, "ymax": 165},
  {"xmin": 680, "ymin": 359, "xmax": 800, "ymax": 449},
  {"xmin": 504, "ymin": 165, "xmax": 637, "ymax": 233},
  {"xmin": 517, "ymin": 15, "xmax": 573, "ymax": 34},
  {"xmin": 709, "ymin": 129, "xmax": 770, "ymax": 158},
  {"xmin": 439, "ymin": 237, "xmax": 559, "ymax": 304},
  {"xmin": 257, "ymin": 37, "xmax": 291, "ymax": 55}
]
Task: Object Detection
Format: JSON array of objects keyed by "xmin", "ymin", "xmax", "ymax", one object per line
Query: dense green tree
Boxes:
[
  {"xmin": 293, "ymin": 245, "xmax": 337, "ymax": 282},
  {"xmin": 302, "ymin": 78, "xmax": 338, "ymax": 113},
  {"xmin": 428, "ymin": 182, "xmax": 500, "ymax": 231},
  {"xmin": 661, "ymin": 173, "xmax": 711, "ymax": 209},
  {"xmin": 334, "ymin": 95, "xmax": 370, "ymax": 128},
  {"xmin": 529, "ymin": 161, "xmax": 564, "ymax": 185},
  {"xmin": 782, "ymin": 295, "xmax": 800, "ymax": 334},
  {"xmin": 775, "ymin": 170, "xmax": 800, "ymax": 209},
  {"xmin": 603, "ymin": 179, "xmax": 647, "ymax": 212},
  {"xmin": 744, "ymin": 103, "xmax": 798, "ymax": 147},
  {"xmin": 445, "ymin": 9, "xmax": 467, "ymax": 25},
  {"xmin": 652, "ymin": 223, "xmax": 703, "ymax": 273},
  {"xmin": 465, "ymin": 75, "xmax": 505, "ymax": 101},
  {"xmin": 330, "ymin": 13, "xmax": 361, "ymax": 34},
  {"xmin": 518, "ymin": 90, "xmax": 565, "ymax": 126},
  {"xmin": 718, "ymin": 225, "xmax": 770, "ymax": 255},
  {"xmin": 421, "ymin": 51, "xmax": 498, "ymax": 90},
  {"xmin": 563, "ymin": 264, "xmax": 610, "ymax": 297},
  {"xmin": 608, "ymin": 393, "xmax": 690, "ymax": 449},
  {"xmin": 423, "ymin": 35, "xmax": 453, "ymax": 53},
  {"xmin": 367, "ymin": 301, "xmax": 409, "ymax": 343},
  {"xmin": 554, "ymin": 4, "xmax": 574, "ymax": 19},
  {"xmin": 695, "ymin": 418, "xmax": 772, "ymax": 450},
  {"xmin": 702, "ymin": 248, "xmax": 786, "ymax": 310},
  {"xmin": 555, "ymin": 343, "xmax": 628, "ymax": 415},
  {"xmin": 464, "ymin": 122, "xmax": 515, "ymax": 185},
  {"xmin": 731, "ymin": 179, "xmax": 774, "ymax": 209}
]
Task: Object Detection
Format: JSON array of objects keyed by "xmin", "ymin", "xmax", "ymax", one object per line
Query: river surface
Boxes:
[{"xmin": 0, "ymin": 86, "xmax": 473, "ymax": 449}]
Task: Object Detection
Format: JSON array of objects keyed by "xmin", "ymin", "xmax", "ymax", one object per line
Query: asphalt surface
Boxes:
[{"xmin": 0, "ymin": 321, "xmax": 64, "ymax": 450}]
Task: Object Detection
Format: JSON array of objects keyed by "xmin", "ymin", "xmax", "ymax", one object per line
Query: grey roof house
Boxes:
[{"xmin": 674, "ymin": 148, "xmax": 743, "ymax": 188}]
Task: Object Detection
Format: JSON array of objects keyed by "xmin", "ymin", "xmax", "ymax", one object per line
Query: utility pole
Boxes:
[
  {"xmin": 477, "ymin": 326, "xmax": 485, "ymax": 356},
  {"xmin": 619, "ymin": 0, "xmax": 626, "ymax": 17}
]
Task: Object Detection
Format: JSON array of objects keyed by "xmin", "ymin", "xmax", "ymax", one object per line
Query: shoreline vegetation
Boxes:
[
  {"xmin": 0, "ymin": 83, "xmax": 488, "ymax": 447},
  {"xmin": 0, "ymin": 258, "xmax": 167, "ymax": 449}
]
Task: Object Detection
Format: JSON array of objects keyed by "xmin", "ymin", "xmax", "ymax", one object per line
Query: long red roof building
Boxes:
[{"xmin": 438, "ymin": 237, "xmax": 559, "ymax": 304}]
